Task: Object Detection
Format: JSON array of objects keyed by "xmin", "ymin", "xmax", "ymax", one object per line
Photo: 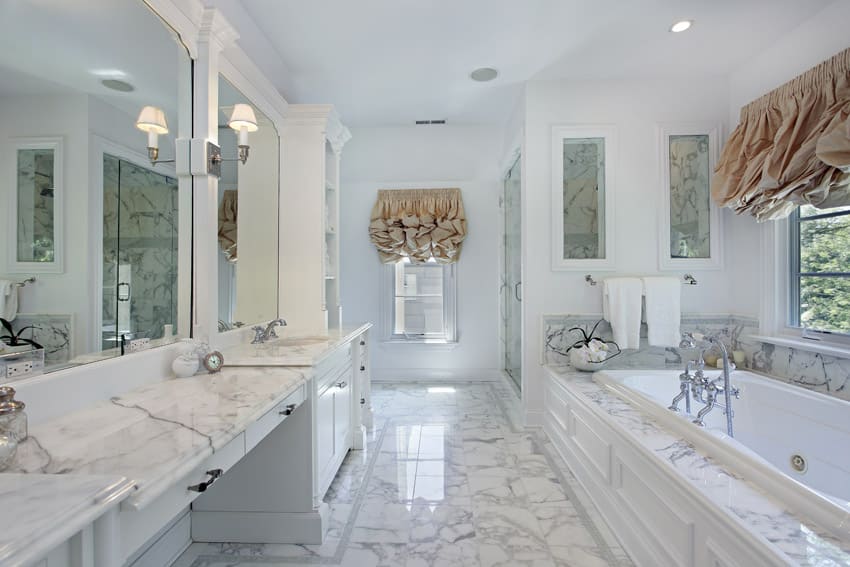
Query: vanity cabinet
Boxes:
[
  {"xmin": 314, "ymin": 343, "xmax": 354, "ymax": 498},
  {"xmin": 279, "ymin": 105, "xmax": 351, "ymax": 334}
]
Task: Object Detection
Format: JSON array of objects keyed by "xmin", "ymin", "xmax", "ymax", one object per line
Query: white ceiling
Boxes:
[{"xmin": 234, "ymin": 0, "xmax": 833, "ymax": 126}]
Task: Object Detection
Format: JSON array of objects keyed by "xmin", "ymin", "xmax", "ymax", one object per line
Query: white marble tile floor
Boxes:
[{"xmin": 173, "ymin": 379, "xmax": 633, "ymax": 566}]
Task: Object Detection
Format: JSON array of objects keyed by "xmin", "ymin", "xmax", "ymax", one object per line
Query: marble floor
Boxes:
[{"xmin": 174, "ymin": 379, "xmax": 633, "ymax": 567}]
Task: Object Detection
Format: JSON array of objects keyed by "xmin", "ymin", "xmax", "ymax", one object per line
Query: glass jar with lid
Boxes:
[{"xmin": 0, "ymin": 387, "xmax": 27, "ymax": 442}]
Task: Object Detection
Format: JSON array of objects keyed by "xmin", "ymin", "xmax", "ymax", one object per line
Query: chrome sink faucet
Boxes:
[
  {"xmin": 251, "ymin": 318, "xmax": 287, "ymax": 344},
  {"xmin": 678, "ymin": 332, "xmax": 740, "ymax": 437}
]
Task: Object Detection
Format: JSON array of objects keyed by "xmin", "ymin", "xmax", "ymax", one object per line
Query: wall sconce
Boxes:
[
  {"xmin": 135, "ymin": 106, "xmax": 172, "ymax": 166},
  {"xmin": 227, "ymin": 103, "xmax": 258, "ymax": 164}
]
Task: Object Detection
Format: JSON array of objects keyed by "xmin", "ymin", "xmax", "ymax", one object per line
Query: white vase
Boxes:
[
  {"xmin": 172, "ymin": 354, "xmax": 199, "ymax": 378},
  {"xmin": 569, "ymin": 347, "xmax": 608, "ymax": 372}
]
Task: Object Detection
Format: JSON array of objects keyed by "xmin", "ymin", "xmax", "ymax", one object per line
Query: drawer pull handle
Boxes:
[
  {"xmin": 279, "ymin": 403, "xmax": 298, "ymax": 416},
  {"xmin": 359, "ymin": 341, "xmax": 365, "ymax": 346},
  {"xmin": 188, "ymin": 468, "xmax": 223, "ymax": 493},
  {"xmin": 360, "ymin": 365, "xmax": 366, "ymax": 372},
  {"xmin": 360, "ymin": 397, "xmax": 366, "ymax": 405},
  {"xmin": 336, "ymin": 381, "xmax": 347, "ymax": 389}
]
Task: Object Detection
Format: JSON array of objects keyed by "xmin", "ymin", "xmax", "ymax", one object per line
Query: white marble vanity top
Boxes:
[
  {"xmin": 223, "ymin": 323, "xmax": 371, "ymax": 367},
  {"xmin": 546, "ymin": 365, "xmax": 850, "ymax": 566},
  {"xmin": 0, "ymin": 473, "xmax": 134, "ymax": 566},
  {"xmin": 8, "ymin": 365, "xmax": 310, "ymax": 509}
]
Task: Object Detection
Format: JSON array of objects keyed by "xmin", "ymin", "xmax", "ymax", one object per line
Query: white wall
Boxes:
[
  {"xmin": 521, "ymin": 76, "xmax": 746, "ymax": 421},
  {"xmin": 340, "ymin": 125, "xmax": 502, "ymax": 377}
]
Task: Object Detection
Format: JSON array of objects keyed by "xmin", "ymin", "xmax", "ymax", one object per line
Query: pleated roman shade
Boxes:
[
  {"xmin": 368, "ymin": 188, "xmax": 467, "ymax": 264},
  {"xmin": 712, "ymin": 47, "xmax": 850, "ymax": 221}
]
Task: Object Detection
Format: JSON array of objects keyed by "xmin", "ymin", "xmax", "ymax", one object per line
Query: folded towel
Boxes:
[
  {"xmin": 602, "ymin": 278, "xmax": 642, "ymax": 349},
  {"xmin": 0, "ymin": 280, "xmax": 17, "ymax": 322},
  {"xmin": 643, "ymin": 277, "xmax": 681, "ymax": 346}
]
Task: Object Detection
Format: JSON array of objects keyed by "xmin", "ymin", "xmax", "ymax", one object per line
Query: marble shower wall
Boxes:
[
  {"xmin": 102, "ymin": 155, "xmax": 179, "ymax": 346},
  {"xmin": 543, "ymin": 313, "xmax": 850, "ymax": 402}
]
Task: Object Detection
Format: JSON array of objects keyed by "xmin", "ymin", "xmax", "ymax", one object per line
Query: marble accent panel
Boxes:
[
  {"xmin": 11, "ymin": 313, "xmax": 72, "ymax": 367},
  {"xmin": 562, "ymin": 138, "xmax": 605, "ymax": 260},
  {"xmin": 16, "ymin": 148, "xmax": 55, "ymax": 263},
  {"xmin": 668, "ymin": 134, "xmax": 711, "ymax": 259},
  {"xmin": 543, "ymin": 313, "xmax": 850, "ymax": 402}
]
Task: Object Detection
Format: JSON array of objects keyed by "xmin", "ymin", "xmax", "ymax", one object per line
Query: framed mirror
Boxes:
[
  {"xmin": 0, "ymin": 0, "xmax": 193, "ymax": 373},
  {"xmin": 9, "ymin": 138, "xmax": 63, "ymax": 273},
  {"xmin": 551, "ymin": 125, "xmax": 616, "ymax": 270},
  {"xmin": 658, "ymin": 123, "xmax": 723, "ymax": 270},
  {"xmin": 216, "ymin": 75, "xmax": 280, "ymax": 333}
]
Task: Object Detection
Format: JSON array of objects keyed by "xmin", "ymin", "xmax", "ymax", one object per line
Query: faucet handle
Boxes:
[{"xmin": 251, "ymin": 326, "xmax": 265, "ymax": 344}]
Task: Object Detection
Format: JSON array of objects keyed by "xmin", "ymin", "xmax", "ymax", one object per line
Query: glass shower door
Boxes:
[
  {"xmin": 102, "ymin": 155, "xmax": 179, "ymax": 351},
  {"xmin": 504, "ymin": 156, "xmax": 522, "ymax": 388}
]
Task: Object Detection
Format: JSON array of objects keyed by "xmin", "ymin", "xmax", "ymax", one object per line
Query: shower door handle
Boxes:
[
  {"xmin": 117, "ymin": 282, "xmax": 130, "ymax": 302},
  {"xmin": 514, "ymin": 282, "xmax": 522, "ymax": 302}
]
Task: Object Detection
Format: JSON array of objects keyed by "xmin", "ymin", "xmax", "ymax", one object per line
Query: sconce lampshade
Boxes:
[
  {"xmin": 136, "ymin": 106, "xmax": 169, "ymax": 134},
  {"xmin": 228, "ymin": 104, "xmax": 259, "ymax": 132}
]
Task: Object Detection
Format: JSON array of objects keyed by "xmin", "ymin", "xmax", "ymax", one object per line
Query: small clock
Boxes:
[{"xmin": 203, "ymin": 350, "xmax": 224, "ymax": 373}]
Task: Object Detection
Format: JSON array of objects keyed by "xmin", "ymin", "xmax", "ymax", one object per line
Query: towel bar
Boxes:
[{"xmin": 584, "ymin": 273, "xmax": 698, "ymax": 287}]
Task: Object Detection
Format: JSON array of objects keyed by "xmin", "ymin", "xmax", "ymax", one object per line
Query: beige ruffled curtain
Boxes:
[
  {"xmin": 712, "ymin": 47, "xmax": 850, "ymax": 221},
  {"xmin": 369, "ymin": 188, "xmax": 467, "ymax": 264},
  {"xmin": 218, "ymin": 190, "xmax": 238, "ymax": 262}
]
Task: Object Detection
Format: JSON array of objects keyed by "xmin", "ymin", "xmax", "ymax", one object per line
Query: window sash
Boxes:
[
  {"xmin": 788, "ymin": 207, "xmax": 850, "ymax": 338},
  {"xmin": 387, "ymin": 262, "xmax": 456, "ymax": 342}
]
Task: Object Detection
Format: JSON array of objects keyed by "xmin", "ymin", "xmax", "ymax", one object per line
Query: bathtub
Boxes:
[{"xmin": 594, "ymin": 368, "xmax": 850, "ymax": 540}]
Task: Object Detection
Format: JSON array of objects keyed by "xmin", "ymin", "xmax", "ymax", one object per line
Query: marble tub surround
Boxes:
[
  {"xmin": 174, "ymin": 379, "xmax": 633, "ymax": 567},
  {"xmin": 10, "ymin": 313, "xmax": 72, "ymax": 368},
  {"xmin": 0, "ymin": 473, "xmax": 134, "ymax": 566},
  {"xmin": 546, "ymin": 365, "xmax": 850, "ymax": 566},
  {"xmin": 8, "ymin": 364, "xmax": 309, "ymax": 508},
  {"xmin": 223, "ymin": 324, "xmax": 371, "ymax": 367},
  {"xmin": 544, "ymin": 313, "xmax": 850, "ymax": 402}
]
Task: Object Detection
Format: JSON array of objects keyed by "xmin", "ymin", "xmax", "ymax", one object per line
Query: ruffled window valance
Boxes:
[
  {"xmin": 712, "ymin": 47, "xmax": 850, "ymax": 221},
  {"xmin": 369, "ymin": 188, "xmax": 467, "ymax": 264}
]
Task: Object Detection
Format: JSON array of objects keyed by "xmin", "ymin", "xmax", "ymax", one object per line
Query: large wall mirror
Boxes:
[
  {"xmin": 0, "ymin": 0, "xmax": 192, "ymax": 373},
  {"xmin": 217, "ymin": 76, "xmax": 280, "ymax": 332},
  {"xmin": 551, "ymin": 125, "xmax": 617, "ymax": 270},
  {"xmin": 658, "ymin": 123, "xmax": 723, "ymax": 270}
]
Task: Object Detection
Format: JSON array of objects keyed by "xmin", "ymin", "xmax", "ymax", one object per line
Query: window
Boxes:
[
  {"xmin": 387, "ymin": 258, "xmax": 456, "ymax": 342},
  {"xmin": 789, "ymin": 204, "xmax": 850, "ymax": 339}
]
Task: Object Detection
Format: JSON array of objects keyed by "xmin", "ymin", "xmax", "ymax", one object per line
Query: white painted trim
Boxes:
[
  {"xmin": 656, "ymin": 122, "xmax": 724, "ymax": 271},
  {"xmin": 750, "ymin": 334, "xmax": 850, "ymax": 360},
  {"xmin": 126, "ymin": 508, "xmax": 190, "ymax": 567},
  {"xmin": 372, "ymin": 368, "xmax": 503, "ymax": 382},
  {"xmin": 7, "ymin": 137, "xmax": 65, "ymax": 274},
  {"xmin": 551, "ymin": 125, "xmax": 617, "ymax": 271}
]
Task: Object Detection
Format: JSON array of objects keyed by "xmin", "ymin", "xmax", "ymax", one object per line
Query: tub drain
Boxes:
[{"xmin": 790, "ymin": 454, "xmax": 807, "ymax": 474}]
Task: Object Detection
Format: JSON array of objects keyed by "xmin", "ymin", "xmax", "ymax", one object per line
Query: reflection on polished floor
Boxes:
[{"xmin": 175, "ymin": 380, "xmax": 633, "ymax": 566}]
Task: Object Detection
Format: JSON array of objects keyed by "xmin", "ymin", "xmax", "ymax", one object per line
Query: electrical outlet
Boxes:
[
  {"xmin": 7, "ymin": 361, "xmax": 33, "ymax": 379},
  {"xmin": 128, "ymin": 338, "xmax": 151, "ymax": 352}
]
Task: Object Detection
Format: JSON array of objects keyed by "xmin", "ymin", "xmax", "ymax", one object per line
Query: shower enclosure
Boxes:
[
  {"xmin": 101, "ymin": 154, "xmax": 180, "ymax": 350},
  {"xmin": 503, "ymin": 155, "xmax": 522, "ymax": 389}
]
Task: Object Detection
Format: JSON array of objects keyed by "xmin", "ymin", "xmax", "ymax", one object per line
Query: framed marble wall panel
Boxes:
[
  {"xmin": 657, "ymin": 123, "xmax": 723, "ymax": 270},
  {"xmin": 551, "ymin": 125, "xmax": 617, "ymax": 270},
  {"xmin": 7, "ymin": 138, "xmax": 64, "ymax": 274}
]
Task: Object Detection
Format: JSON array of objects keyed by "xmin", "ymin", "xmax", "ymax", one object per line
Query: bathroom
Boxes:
[{"xmin": 0, "ymin": 0, "xmax": 848, "ymax": 566}]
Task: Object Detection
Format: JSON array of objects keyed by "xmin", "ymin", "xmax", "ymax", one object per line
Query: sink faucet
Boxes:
[
  {"xmin": 678, "ymin": 332, "xmax": 740, "ymax": 437},
  {"xmin": 251, "ymin": 318, "xmax": 287, "ymax": 344}
]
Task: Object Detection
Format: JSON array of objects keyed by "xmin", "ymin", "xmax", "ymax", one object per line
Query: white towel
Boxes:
[
  {"xmin": 602, "ymin": 278, "xmax": 642, "ymax": 350},
  {"xmin": 0, "ymin": 280, "xmax": 17, "ymax": 322},
  {"xmin": 643, "ymin": 277, "xmax": 681, "ymax": 346}
]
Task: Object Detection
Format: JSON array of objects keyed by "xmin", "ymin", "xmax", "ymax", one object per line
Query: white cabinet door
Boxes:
[
  {"xmin": 317, "ymin": 383, "xmax": 336, "ymax": 480},
  {"xmin": 333, "ymin": 370, "xmax": 352, "ymax": 455}
]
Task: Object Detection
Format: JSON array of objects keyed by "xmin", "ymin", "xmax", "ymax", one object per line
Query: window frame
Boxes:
[
  {"xmin": 786, "ymin": 206, "xmax": 850, "ymax": 346},
  {"xmin": 381, "ymin": 259, "xmax": 457, "ymax": 344}
]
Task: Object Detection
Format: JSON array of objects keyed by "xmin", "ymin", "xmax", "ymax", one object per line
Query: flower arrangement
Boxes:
[
  {"xmin": 0, "ymin": 318, "xmax": 43, "ymax": 351},
  {"xmin": 552, "ymin": 320, "xmax": 621, "ymax": 371}
]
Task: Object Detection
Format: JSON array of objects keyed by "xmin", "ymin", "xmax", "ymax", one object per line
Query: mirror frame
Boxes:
[
  {"xmin": 7, "ymin": 137, "xmax": 64, "ymax": 274},
  {"xmin": 551, "ymin": 124, "xmax": 617, "ymax": 271},
  {"xmin": 657, "ymin": 122, "xmax": 723, "ymax": 271}
]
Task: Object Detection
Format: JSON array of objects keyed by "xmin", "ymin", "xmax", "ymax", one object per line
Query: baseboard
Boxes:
[
  {"xmin": 129, "ymin": 509, "xmax": 190, "ymax": 567},
  {"xmin": 191, "ymin": 504, "xmax": 329, "ymax": 544},
  {"xmin": 372, "ymin": 367, "xmax": 503, "ymax": 382}
]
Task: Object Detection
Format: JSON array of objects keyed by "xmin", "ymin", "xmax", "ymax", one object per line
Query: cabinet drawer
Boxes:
[
  {"xmin": 315, "ymin": 344, "xmax": 352, "ymax": 390},
  {"xmin": 245, "ymin": 384, "xmax": 306, "ymax": 452}
]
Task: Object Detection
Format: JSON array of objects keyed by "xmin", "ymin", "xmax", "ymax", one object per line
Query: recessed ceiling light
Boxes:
[
  {"xmin": 470, "ymin": 67, "xmax": 498, "ymax": 82},
  {"xmin": 670, "ymin": 20, "xmax": 693, "ymax": 33},
  {"xmin": 101, "ymin": 79, "xmax": 135, "ymax": 92}
]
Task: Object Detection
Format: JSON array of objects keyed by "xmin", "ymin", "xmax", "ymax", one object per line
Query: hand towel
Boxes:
[
  {"xmin": 642, "ymin": 277, "xmax": 681, "ymax": 346},
  {"xmin": 0, "ymin": 280, "xmax": 17, "ymax": 322},
  {"xmin": 602, "ymin": 278, "xmax": 642, "ymax": 349}
]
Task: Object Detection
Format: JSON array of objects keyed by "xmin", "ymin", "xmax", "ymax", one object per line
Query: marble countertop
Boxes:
[
  {"xmin": 546, "ymin": 364, "xmax": 850, "ymax": 566},
  {"xmin": 8, "ymin": 365, "xmax": 310, "ymax": 509},
  {"xmin": 223, "ymin": 323, "xmax": 372, "ymax": 367},
  {"xmin": 0, "ymin": 473, "xmax": 134, "ymax": 566}
]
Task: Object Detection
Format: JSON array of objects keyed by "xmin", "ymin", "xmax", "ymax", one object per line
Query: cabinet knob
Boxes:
[
  {"xmin": 279, "ymin": 403, "xmax": 298, "ymax": 416},
  {"xmin": 359, "ymin": 341, "xmax": 365, "ymax": 346},
  {"xmin": 360, "ymin": 365, "xmax": 366, "ymax": 372},
  {"xmin": 360, "ymin": 397, "xmax": 366, "ymax": 405},
  {"xmin": 188, "ymin": 468, "xmax": 223, "ymax": 493},
  {"xmin": 336, "ymin": 381, "xmax": 347, "ymax": 389}
]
